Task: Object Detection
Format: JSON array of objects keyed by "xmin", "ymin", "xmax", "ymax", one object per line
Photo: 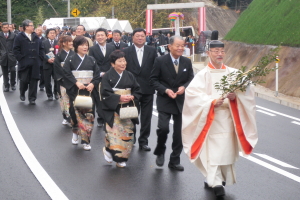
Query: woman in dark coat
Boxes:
[
  {"xmin": 53, "ymin": 35, "xmax": 75, "ymax": 127},
  {"xmin": 63, "ymin": 36, "xmax": 100, "ymax": 151},
  {"xmin": 101, "ymin": 50, "xmax": 141, "ymax": 167}
]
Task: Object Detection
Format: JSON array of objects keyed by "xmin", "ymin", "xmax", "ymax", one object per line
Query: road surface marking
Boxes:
[
  {"xmin": 0, "ymin": 77, "xmax": 69, "ymax": 200},
  {"xmin": 256, "ymin": 105, "xmax": 300, "ymax": 122},
  {"xmin": 291, "ymin": 121, "xmax": 300, "ymax": 126},
  {"xmin": 240, "ymin": 152, "xmax": 300, "ymax": 183},
  {"xmin": 256, "ymin": 110, "xmax": 276, "ymax": 116},
  {"xmin": 254, "ymin": 153, "xmax": 299, "ymax": 169}
]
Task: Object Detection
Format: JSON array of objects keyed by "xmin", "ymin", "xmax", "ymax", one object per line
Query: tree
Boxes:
[{"xmin": 34, "ymin": 6, "xmax": 45, "ymax": 26}]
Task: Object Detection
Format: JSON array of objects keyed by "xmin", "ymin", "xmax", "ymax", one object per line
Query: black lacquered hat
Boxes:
[{"xmin": 208, "ymin": 30, "xmax": 224, "ymax": 49}]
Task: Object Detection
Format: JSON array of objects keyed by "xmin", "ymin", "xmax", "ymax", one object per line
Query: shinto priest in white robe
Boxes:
[{"xmin": 182, "ymin": 63, "xmax": 258, "ymax": 187}]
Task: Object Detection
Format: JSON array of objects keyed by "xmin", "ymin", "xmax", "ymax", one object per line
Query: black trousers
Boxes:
[
  {"xmin": 19, "ymin": 67, "xmax": 38, "ymax": 101},
  {"xmin": 39, "ymin": 65, "xmax": 45, "ymax": 89},
  {"xmin": 135, "ymin": 94, "xmax": 153, "ymax": 146},
  {"xmin": 1, "ymin": 65, "xmax": 16, "ymax": 88},
  {"xmin": 154, "ymin": 111, "xmax": 183, "ymax": 165},
  {"xmin": 44, "ymin": 68, "xmax": 58, "ymax": 97}
]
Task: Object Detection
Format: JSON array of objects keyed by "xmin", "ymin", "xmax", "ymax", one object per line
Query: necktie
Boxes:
[
  {"xmin": 50, "ymin": 40, "xmax": 53, "ymax": 47},
  {"xmin": 116, "ymin": 43, "xmax": 119, "ymax": 47},
  {"xmin": 174, "ymin": 60, "xmax": 179, "ymax": 73},
  {"xmin": 5, "ymin": 33, "xmax": 8, "ymax": 38},
  {"xmin": 138, "ymin": 49, "xmax": 143, "ymax": 66},
  {"xmin": 102, "ymin": 47, "xmax": 106, "ymax": 56}
]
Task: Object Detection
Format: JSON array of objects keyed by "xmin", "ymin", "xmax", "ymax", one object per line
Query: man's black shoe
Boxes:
[
  {"xmin": 213, "ymin": 185, "xmax": 225, "ymax": 197},
  {"xmin": 156, "ymin": 154, "xmax": 164, "ymax": 167},
  {"xmin": 205, "ymin": 181, "xmax": 225, "ymax": 188},
  {"xmin": 54, "ymin": 94, "xmax": 59, "ymax": 100},
  {"xmin": 11, "ymin": 85, "xmax": 16, "ymax": 91},
  {"xmin": 139, "ymin": 145, "xmax": 151, "ymax": 151},
  {"xmin": 48, "ymin": 96, "xmax": 53, "ymax": 101},
  {"xmin": 168, "ymin": 163, "xmax": 184, "ymax": 171},
  {"xmin": 40, "ymin": 88, "xmax": 44, "ymax": 91},
  {"xmin": 4, "ymin": 87, "xmax": 9, "ymax": 92},
  {"xmin": 29, "ymin": 100, "xmax": 36, "ymax": 105},
  {"xmin": 20, "ymin": 95, "xmax": 25, "ymax": 101}
]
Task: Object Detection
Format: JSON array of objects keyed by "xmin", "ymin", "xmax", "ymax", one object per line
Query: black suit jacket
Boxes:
[
  {"xmin": 0, "ymin": 31, "xmax": 17, "ymax": 66},
  {"xmin": 88, "ymin": 43, "xmax": 115, "ymax": 73},
  {"xmin": 123, "ymin": 45, "xmax": 157, "ymax": 94},
  {"xmin": 150, "ymin": 54, "xmax": 194, "ymax": 114},
  {"xmin": 43, "ymin": 39, "xmax": 58, "ymax": 70},
  {"xmin": 109, "ymin": 41, "xmax": 128, "ymax": 50}
]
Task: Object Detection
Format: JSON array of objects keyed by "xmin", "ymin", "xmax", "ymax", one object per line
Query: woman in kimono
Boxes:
[
  {"xmin": 101, "ymin": 50, "xmax": 141, "ymax": 167},
  {"xmin": 63, "ymin": 36, "xmax": 100, "ymax": 151},
  {"xmin": 53, "ymin": 35, "xmax": 75, "ymax": 127}
]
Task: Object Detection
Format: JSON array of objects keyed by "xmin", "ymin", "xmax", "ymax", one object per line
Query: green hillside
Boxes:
[{"xmin": 224, "ymin": 0, "xmax": 300, "ymax": 47}]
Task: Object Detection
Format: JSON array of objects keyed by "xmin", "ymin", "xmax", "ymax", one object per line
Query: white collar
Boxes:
[
  {"xmin": 98, "ymin": 43, "xmax": 106, "ymax": 48},
  {"xmin": 134, "ymin": 45, "xmax": 144, "ymax": 52},
  {"xmin": 64, "ymin": 49, "xmax": 70, "ymax": 54},
  {"xmin": 77, "ymin": 54, "xmax": 85, "ymax": 60},
  {"xmin": 170, "ymin": 53, "xmax": 180, "ymax": 64}
]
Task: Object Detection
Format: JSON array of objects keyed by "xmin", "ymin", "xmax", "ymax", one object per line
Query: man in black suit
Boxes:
[
  {"xmin": 0, "ymin": 22, "xmax": 17, "ymax": 92},
  {"xmin": 35, "ymin": 26, "xmax": 46, "ymax": 91},
  {"xmin": 13, "ymin": 19, "xmax": 44, "ymax": 105},
  {"xmin": 42, "ymin": 28, "xmax": 58, "ymax": 100},
  {"xmin": 123, "ymin": 28, "xmax": 157, "ymax": 151},
  {"xmin": 150, "ymin": 36, "xmax": 194, "ymax": 171},
  {"xmin": 109, "ymin": 29, "xmax": 128, "ymax": 50},
  {"xmin": 89, "ymin": 28, "xmax": 115, "ymax": 127}
]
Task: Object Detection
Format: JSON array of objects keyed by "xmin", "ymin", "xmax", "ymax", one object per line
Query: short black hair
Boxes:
[
  {"xmin": 73, "ymin": 35, "xmax": 89, "ymax": 53},
  {"xmin": 132, "ymin": 28, "xmax": 146, "ymax": 36},
  {"xmin": 2, "ymin": 22, "xmax": 9, "ymax": 26},
  {"xmin": 110, "ymin": 50, "xmax": 126, "ymax": 64},
  {"xmin": 95, "ymin": 28, "xmax": 108, "ymax": 36},
  {"xmin": 45, "ymin": 28, "xmax": 56, "ymax": 38},
  {"xmin": 22, "ymin": 19, "xmax": 33, "ymax": 31},
  {"xmin": 112, "ymin": 29, "xmax": 122, "ymax": 36}
]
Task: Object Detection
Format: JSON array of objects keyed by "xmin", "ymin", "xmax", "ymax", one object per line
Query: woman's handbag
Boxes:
[
  {"xmin": 74, "ymin": 90, "xmax": 93, "ymax": 109},
  {"xmin": 119, "ymin": 99, "xmax": 138, "ymax": 119}
]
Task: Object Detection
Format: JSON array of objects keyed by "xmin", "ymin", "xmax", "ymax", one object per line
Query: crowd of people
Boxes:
[{"xmin": 0, "ymin": 19, "xmax": 257, "ymax": 197}]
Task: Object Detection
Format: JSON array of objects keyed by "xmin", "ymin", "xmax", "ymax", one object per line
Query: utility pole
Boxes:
[
  {"xmin": 7, "ymin": 0, "xmax": 12, "ymax": 23},
  {"xmin": 112, "ymin": 6, "xmax": 114, "ymax": 18},
  {"xmin": 68, "ymin": 0, "xmax": 70, "ymax": 18}
]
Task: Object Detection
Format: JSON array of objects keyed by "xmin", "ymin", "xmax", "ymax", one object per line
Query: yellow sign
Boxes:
[
  {"xmin": 71, "ymin": 8, "xmax": 80, "ymax": 17},
  {"xmin": 275, "ymin": 56, "xmax": 280, "ymax": 63}
]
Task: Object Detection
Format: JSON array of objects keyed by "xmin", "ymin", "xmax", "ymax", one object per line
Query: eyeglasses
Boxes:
[
  {"xmin": 210, "ymin": 50, "xmax": 225, "ymax": 54},
  {"xmin": 27, "ymin": 25, "xmax": 34, "ymax": 27}
]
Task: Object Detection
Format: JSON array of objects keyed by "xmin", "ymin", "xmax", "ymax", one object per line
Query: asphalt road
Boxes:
[{"xmin": 1, "ymin": 85, "xmax": 300, "ymax": 200}]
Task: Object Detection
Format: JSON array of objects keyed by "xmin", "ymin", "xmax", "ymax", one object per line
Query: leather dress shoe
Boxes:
[
  {"xmin": 20, "ymin": 95, "xmax": 25, "ymax": 101},
  {"xmin": 213, "ymin": 185, "xmax": 225, "ymax": 197},
  {"xmin": 11, "ymin": 85, "xmax": 16, "ymax": 91},
  {"xmin": 168, "ymin": 163, "xmax": 184, "ymax": 171},
  {"xmin": 4, "ymin": 87, "xmax": 9, "ymax": 92},
  {"xmin": 54, "ymin": 94, "xmax": 59, "ymax": 100},
  {"xmin": 29, "ymin": 100, "xmax": 36, "ymax": 105},
  {"xmin": 40, "ymin": 88, "xmax": 44, "ymax": 91},
  {"xmin": 204, "ymin": 181, "xmax": 226, "ymax": 189},
  {"xmin": 139, "ymin": 145, "xmax": 151, "ymax": 151},
  {"xmin": 156, "ymin": 154, "xmax": 164, "ymax": 167},
  {"xmin": 48, "ymin": 96, "xmax": 53, "ymax": 101}
]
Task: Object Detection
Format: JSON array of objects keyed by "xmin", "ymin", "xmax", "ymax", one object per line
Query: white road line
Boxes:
[
  {"xmin": 256, "ymin": 110, "xmax": 276, "ymax": 116},
  {"xmin": 0, "ymin": 77, "xmax": 69, "ymax": 200},
  {"xmin": 291, "ymin": 121, "xmax": 300, "ymax": 126},
  {"xmin": 256, "ymin": 105, "xmax": 300, "ymax": 122},
  {"xmin": 254, "ymin": 153, "xmax": 299, "ymax": 169},
  {"xmin": 240, "ymin": 153, "xmax": 300, "ymax": 183}
]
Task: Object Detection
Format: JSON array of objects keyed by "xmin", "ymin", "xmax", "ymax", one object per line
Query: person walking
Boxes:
[
  {"xmin": 150, "ymin": 36, "xmax": 194, "ymax": 171},
  {"xmin": 13, "ymin": 19, "xmax": 44, "ymax": 105},
  {"xmin": 0, "ymin": 22, "xmax": 17, "ymax": 92}
]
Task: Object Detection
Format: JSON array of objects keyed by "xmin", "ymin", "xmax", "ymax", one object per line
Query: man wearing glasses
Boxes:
[
  {"xmin": 13, "ymin": 19, "xmax": 44, "ymax": 105},
  {"xmin": 182, "ymin": 40, "xmax": 258, "ymax": 197}
]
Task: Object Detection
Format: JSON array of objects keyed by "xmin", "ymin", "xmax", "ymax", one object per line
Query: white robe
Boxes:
[{"xmin": 182, "ymin": 65, "xmax": 258, "ymax": 183}]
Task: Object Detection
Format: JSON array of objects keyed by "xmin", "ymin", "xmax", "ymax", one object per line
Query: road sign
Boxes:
[{"xmin": 71, "ymin": 8, "xmax": 80, "ymax": 17}]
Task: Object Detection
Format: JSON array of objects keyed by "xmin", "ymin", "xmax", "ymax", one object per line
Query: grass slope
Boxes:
[{"xmin": 224, "ymin": 0, "xmax": 300, "ymax": 47}]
